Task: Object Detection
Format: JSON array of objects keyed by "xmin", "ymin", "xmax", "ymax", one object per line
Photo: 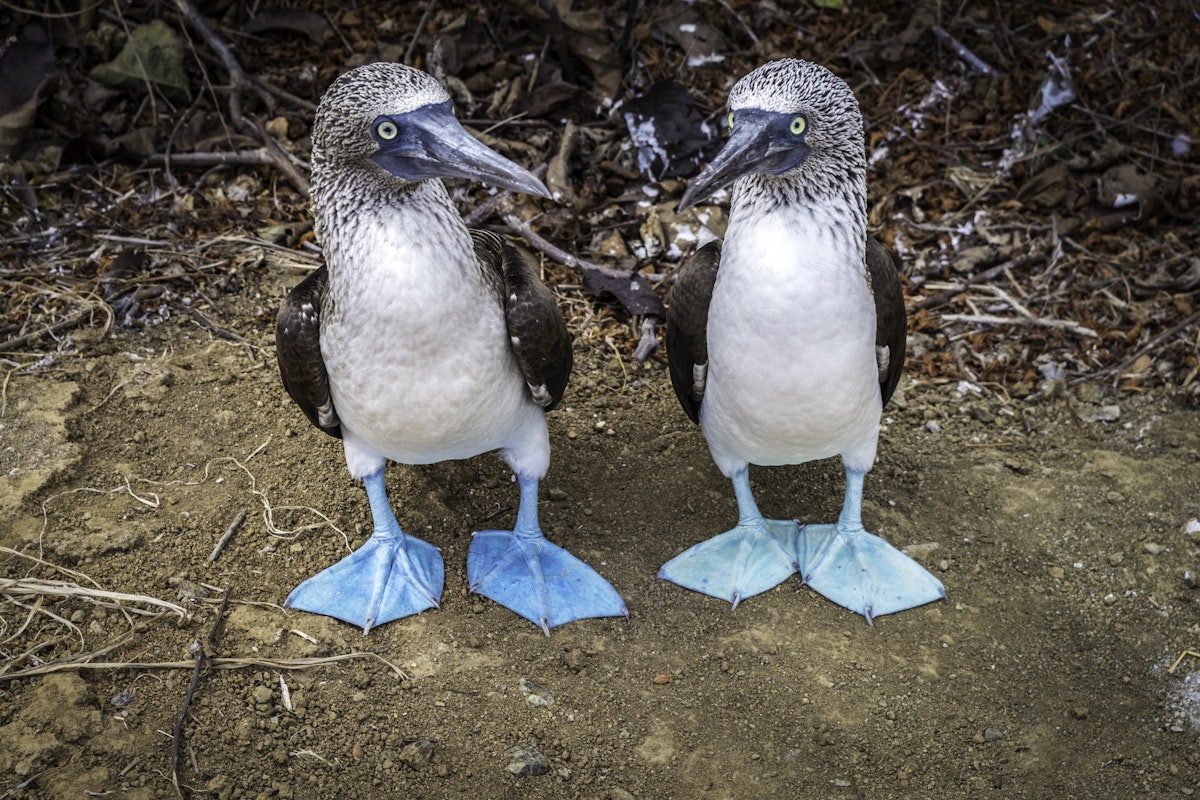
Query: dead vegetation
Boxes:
[
  {"xmin": 0, "ymin": 4, "xmax": 1199, "ymax": 797},
  {"xmin": 1, "ymin": 0, "xmax": 1197, "ymax": 397}
]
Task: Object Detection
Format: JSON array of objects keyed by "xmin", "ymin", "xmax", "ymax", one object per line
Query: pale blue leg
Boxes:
[
  {"xmin": 468, "ymin": 476, "xmax": 626, "ymax": 635},
  {"xmin": 796, "ymin": 468, "xmax": 945, "ymax": 624},
  {"xmin": 286, "ymin": 468, "xmax": 443, "ymax": 633},
  {"xmin": 658, "ymin": 468, "xmax": 800, "ymax": 608}
]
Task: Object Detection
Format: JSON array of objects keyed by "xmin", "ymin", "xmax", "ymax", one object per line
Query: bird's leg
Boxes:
[
  {"xmin": 468, "ymin": 475, "xmax": 626, "ymax": 635},
  {"xmin": 286, "ymin": 468, "xmax": 444, "ymax": 633},
  {"xmin": 658, "ymin": 467, "xmax": 801, "ymax": 608},
  {"xmin": 796, "ymin": 467, "xmax": 946, "ymax": 624}
]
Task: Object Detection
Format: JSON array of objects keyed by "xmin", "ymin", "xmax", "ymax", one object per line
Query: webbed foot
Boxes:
[
  {"xmin": 468, "ymin": 529, "xmax": 627, "ymax": 634},
  {"xmin": 796, "ymin": 522, "xmax": 945, "ymax": 624},
  {"xmin": 286, "ymin": 531, "xmax": 443, "ymax": 632},
  {"xmin": 658, "ymin": 518, "xmax": 800, "ymax": 608}
]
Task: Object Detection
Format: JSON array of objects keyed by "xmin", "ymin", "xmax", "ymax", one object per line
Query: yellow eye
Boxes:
[
  {"xmin": 727, "ymin": 111, "xmax": 735, "ymax": 129},
  {"xmin": 790, "ymin": 115, "xmax": 807, "ymax": 136},
  {"xmin": 376, "ymin": 120, "xmax": 398, "ymax": 140}
]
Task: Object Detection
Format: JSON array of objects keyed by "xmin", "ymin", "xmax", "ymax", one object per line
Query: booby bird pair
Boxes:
[
  {"xmin": 276, "ymin": 62, "xmax": 625, "ymax": 634},
  {"xmin": 660, "ymin": 59, "xmax": 945, "ymax": 622}
]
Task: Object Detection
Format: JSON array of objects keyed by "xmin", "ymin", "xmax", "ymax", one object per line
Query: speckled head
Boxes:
[
  {"xmin": 308, "ymin": 61, "xmax": 548, "ymax": 225},
  {"xmin": 729, "ymin": 60, "xmax": 858, "ymax": 120},
  {"xmin": 311, "ymin": 62, "xmax": 450, "ymax": 168},
  {"xmin": 679, "ymin": 58, "xmax": 866, "ymax": 211}
]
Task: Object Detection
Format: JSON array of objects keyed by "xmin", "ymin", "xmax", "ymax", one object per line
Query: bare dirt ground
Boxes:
[
  {"xmin": 2, "ymin": 1, "xmax": 1199, "ymax": 799},
  {"xmin": 2, "ymin": 306, "xmax": 1200, "ymax": 799}
]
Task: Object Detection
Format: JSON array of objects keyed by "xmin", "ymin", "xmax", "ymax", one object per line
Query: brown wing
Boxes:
[
  {"xmin": 866, "ymin": 237, "xmax": 906, "ymax": 407},
  {"xmin": 471, "ymin": 229, "xmax": 572, "ymax": 410},
  {"xmin": 276, "ymin": 265, "xmax": 341, "ymax": 438},
  {"xmin": 665, "ymin": 240, "xmax": 722, "ymax": 424}
]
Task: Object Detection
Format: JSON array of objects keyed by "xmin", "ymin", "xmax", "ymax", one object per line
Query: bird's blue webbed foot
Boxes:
[
  {"xmin": 286, "ymin": 469, "xmax": 443, "ymax": 632},
  {"xmin": 467, "ymin": 477, "xmax": 626, "ymax": 634},
  {"xmin": 658, "ymin": 469, "xmax": 800, "ymax": 608},
  {"xmin": 796, "ymin": 468, "xmax": 945, "ymax": 624}
]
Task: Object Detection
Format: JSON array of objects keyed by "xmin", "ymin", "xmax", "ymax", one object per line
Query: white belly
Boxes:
[
  {"xmin": 699, "ymin": 214, "xmax": 881, "ymax": 476},
  {"xmin": 321, "ymin": 212, "xmax": 546, "ymax": 477}
]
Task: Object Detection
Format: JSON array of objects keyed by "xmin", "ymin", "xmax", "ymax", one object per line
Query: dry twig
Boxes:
[{"xmin": 172, "ymin": 588, "xmax": 231, "ymax": 799}]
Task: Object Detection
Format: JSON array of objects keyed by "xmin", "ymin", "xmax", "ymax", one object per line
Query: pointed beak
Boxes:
[
  {"xmin": 371, "ymin": 101, "xmax": 550, "ymax": 199},
  {"xmin": 678, "ymin": 110, "xmax": 808, "ymax": 210}
]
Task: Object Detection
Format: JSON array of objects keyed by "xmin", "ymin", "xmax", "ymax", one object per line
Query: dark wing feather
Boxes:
[
  {"xmin": 665, "ymin": 240, "xmax": 722, "ymax": 424},
  {"xmin": 276, "ymin": 265, "xmax": 341, "ymax": 438},
  {"xmin": 472, "ymin": 230, "xmax": 572, "ymax": 410},
  {"xmin": 866, "ymin": 237, "xmax": 906, "ymax": 407}
]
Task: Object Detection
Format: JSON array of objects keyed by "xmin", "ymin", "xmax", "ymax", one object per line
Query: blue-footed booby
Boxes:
[
  {"xmin": 660, "ymin": 59, "xmax": 945, "ymax": 623},
  {"xmin": 276, "ymin": 62, "xmax": 625, "ymax": 634}
]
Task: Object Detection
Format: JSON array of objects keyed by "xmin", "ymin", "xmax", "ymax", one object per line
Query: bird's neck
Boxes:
[
  {"xmin": 313, "ymin": 175, "xmax": 475, "ymax": 288},
  {"xmin": 728, "ymin": 172, "xmax": 867, "ymax": 268},
  {"xmin": 731, "ymin": 170, "xmax": 866, "ymax": 231}
]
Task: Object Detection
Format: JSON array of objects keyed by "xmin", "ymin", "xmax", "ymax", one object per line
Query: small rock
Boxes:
[
  {"xmin": 547, "ymin": 487, "xmax": 568, "ymax": 502},
  {"xmin": 251, "ymin": 685, "xmax": 273, "ymax": 704},
  {"xmin": 610, "ymin": 790, "xmax": 636, "ymax": 800},
  {"xmin": 924, "ymin": 419, "xmax": 941, "ymax": 434},
  {"xmin": 1108, "ymin": 553, "xmax": 1124, "ymax": 566},
  {"xmin": 1143, "ymin": 542, "xmax": 1164, "ymax": 555},
  {"xmin": 969, "ymin": 405, "xmax": 995, "ymax": 424},
  {"xmin": 1048, "ymin": 567, "xmax": 1064, "ymax": 580},
  {"xmin": 519, "ymin": 677, "xmax": 554, "ymax": 706},
  {"xmin": 983, "ymin": 727, "xmax": 1005, "ymax": 742},
  {"xmin": 1071, "ymin": 706, "xmax": 1089, "ymax": 720},
  {"xmin": 1103, "ymin": 593, "xmax": 1117, "ymax": 606},
  {"xmin": 1004, "ymin": 459, "xmax": 1032, "ymax": 476},
  {"xmin": 1080, "ymin": 405, "xmax": 1121, "ymax": 423},
  {"xmin": 1185, "ymin": 519, "xmax": 1200, "ymax": 543},
  {"xmin": 505, "ymin": 745, "xmax": 550, "ymax": 777},
  {"xmin": 399, "ymin": 739, "xmax": 434, "ymax": 769},
  {"xmin": 902, "ymin": 542, "xmax": 940, "ymax": 564}
]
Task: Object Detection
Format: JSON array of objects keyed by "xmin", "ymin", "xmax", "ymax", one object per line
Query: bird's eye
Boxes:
[
  {"xmin": 789, "ymin": 115, "xmax": 807, "ymax": 136},
  {"xmin": 727, "ymin": 111, "xmax": 735, "ymax": 129},
  {"xmin": 376, "ymin": 120, "xmax": 398, "ymax": 140}
]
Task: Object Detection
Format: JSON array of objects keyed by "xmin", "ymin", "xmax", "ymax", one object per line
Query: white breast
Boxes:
[
  {"xmin": 700, "ymin": 209, "xmax": 882, "ymax": 476},
  {"xmin": 320, "ymin": 198, "xmax": 545, "ymax": 472}
]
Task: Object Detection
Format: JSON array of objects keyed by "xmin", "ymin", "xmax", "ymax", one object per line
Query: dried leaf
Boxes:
[
  {"xmin": 581, "ymin": 270, "xmax": 665, "ymax": 318},
  {"xmin": 652, "ymin": 2, "xmax": 730, "ymax": 67},
  {"xmin": 89, "ymin": 19, "xmax": 190, "ymax": 102},
  {"xmin": 244, "ymin": 10, "xmax": 330, "ymax": 45},
  {"xmin": 621, "ymin": 82, "xmax": 719, "ymax": 180},
  {"xmin": 552, "ymin": 4, "xmax": 622, "ymax": 100},
  {"xmin": 0, "ymin": 24, "xmax": 57, "ymax": 158}
]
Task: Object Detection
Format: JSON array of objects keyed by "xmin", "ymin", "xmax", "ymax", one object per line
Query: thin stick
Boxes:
[
  {"xmin": 0, "ymin": 652, "xmax": 408, "ymax": 682},
  {"xmin": 462, "ymin": 163, "xmax": 547, "ymax": 227},
  {"xmin": 404, "ymin": 1, "xmax": 435, "ymax": 65},
  {"xmin": 172, "ymin": 588, "xmax": 231, "ymax": 798},
  {"xmin": 940, "ymin": 312, "xmax": 1098, "ymax": 339},
  {"xmin": 146, "ymin": 149, "xmax": 279, "ymax": 168},
  {"xmin": 208, "ymin": 509, "xmax": 247, "ymax": 563},
  {"xmin": 1097, "ymin": 308, "xmax": 1200, "ymax": 379},
  {"xmin": 932, "ymin": 26, "xmax": 996, "ymax": 76},
  {"xmin": 502, "ymin": 214, "xmax": 631, "ymax": 280},
  {"xmin": 912, "ymin": 252, "xmax": 1045, "ymax": 311}
]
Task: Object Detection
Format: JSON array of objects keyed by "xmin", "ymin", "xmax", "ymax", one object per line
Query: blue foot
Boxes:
[
  {"xmin": 796, "ymin": 469, "xmax": 945, "ymax": 624},
  {"xmin": 469, "ymin": 530, "xmax": 627, "ymax": 634},
  {"xmin": 286, "ymin": 469, "xmax": 443, "ymax": 632},
  {"xmin": 796, "ymin": 524, "xmax": 945, "ymax": 623},
  {"xmin": 658, "ymin": 468, "xmax": 800, "ymax": 608},
  {"xmin": 467, "ymin": 476, "xmax": 626, "ymax": 634},
  {"xmin": 658, "ymin": 518, "xmax": 800, "ymax": 608}
]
